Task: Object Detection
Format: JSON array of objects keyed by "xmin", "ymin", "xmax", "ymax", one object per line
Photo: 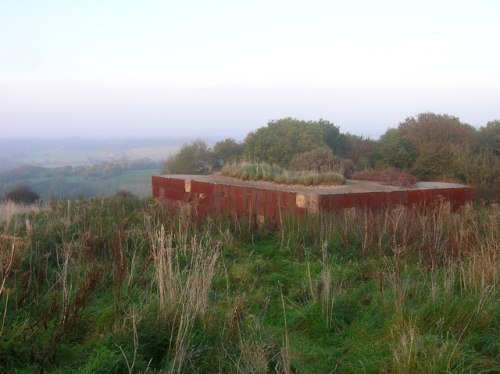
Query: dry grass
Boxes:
[
  {"xmin": 351, "ymin": 168, "xmax": 418, "ymax": 186},
  {"xmin": 221, "ymin": 161, "xmax": 345, "ymax": 186},
  {"xmin": 149, "ymin": 225, "xmax": 220, "ymax": 373},
  {"xmin": 0, "ymin": 201, "xmax": 45, "ymax": 226},
  {"xmin": 0, "ymin": 196, "xmax": 497, "ymax": 372}
]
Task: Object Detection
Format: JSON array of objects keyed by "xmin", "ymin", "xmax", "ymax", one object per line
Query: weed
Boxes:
[{"xmin": 0, "ymin": 197, "xmax": 497, "ymax": 372}]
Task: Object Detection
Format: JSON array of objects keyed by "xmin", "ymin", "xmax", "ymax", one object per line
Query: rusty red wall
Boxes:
[
  {"xmin": 152, "ymin": 176, "xmax": 474, "ymax": 222},
  {"xmin": 317, "ymin": 187, "xmax": 474, "ymax": 211}
]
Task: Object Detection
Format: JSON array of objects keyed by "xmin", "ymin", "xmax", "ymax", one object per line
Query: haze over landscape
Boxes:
[
  {"xmin": 1, "ymin": 2, "xmax": 499, "ymax": 373},
  {"xmin": 1, "ymin": 0, "xmax": 499, "ymax": 140}
]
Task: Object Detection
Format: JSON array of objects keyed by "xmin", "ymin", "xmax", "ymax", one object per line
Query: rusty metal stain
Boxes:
[{"xmin": 152, "ymin": 176, "xmax": 475, "ymax": 221}]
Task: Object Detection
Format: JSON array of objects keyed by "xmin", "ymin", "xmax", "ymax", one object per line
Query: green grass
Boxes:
[
  {"xmin": 15, "ymin": 146, "xmax": 178, "ymax": 168},
  {"xmin": 0, "ymin": 199, "xmax": 498, "ymax": 373},
  {"xmin": 92, "ymin": 168, "xmax": 156, "ymax": 196},
  {"xmin": 0, "ymin": 168, "xmax": 157, "ymax": 199}
]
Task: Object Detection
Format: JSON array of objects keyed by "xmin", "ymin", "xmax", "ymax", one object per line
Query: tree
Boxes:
[
  {"xmin": 375, "ymin": 113, "xmax": 478, "ymax": 181},
  {"xmin": 243, "ymin": 118, "xmax": 340, "ymax": 166},
  {"xmin": 478, "ymin": 120, "xmax": 500, "ymax": 156},
  {"xmin": 162, "ymin": 140, "xmax": 214, "ymax": 175},
  {"xmin": 337, "ymin": 133, "xmax": 377, "ymax": 166},
  {"xmin": 399, "ymin": 112, "xmax": 478, "ymax": 151},
  {"xmin": 4, "ymin": 185, "xmax": 40, "ymax": 204},
  {"xmin": 402, "ymin": 113, "xmax": 478, "ymax": 180},
  {"xmin": 212, "ymin": 138, "xmax": 244, "ymax": 168},
  {"xmin": 375, "ymin": 129, "xmax": 418, "ymax": 171}
]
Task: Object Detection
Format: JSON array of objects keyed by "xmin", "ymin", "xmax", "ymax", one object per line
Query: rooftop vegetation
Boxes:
[{"xmin": 221, "ymin": 161, "xmax": 345, "ymax": 186}]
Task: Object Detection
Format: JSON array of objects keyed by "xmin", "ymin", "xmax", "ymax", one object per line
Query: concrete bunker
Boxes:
[{"xmin": 152, "ymin": 174, "xmax": 474, "ymax": 224}]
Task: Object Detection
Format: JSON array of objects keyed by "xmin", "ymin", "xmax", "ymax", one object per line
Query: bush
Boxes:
[
  {"xmin": 351, "ymin": 168, "xmax": 418, "ymax": 186},
  {"xmin": 163, "ymin": 140, "xmax": 214, "ymax": 175},
  {"xmin": 4, "ymin": 185, "xmax": 40, "ymax": 204},
  {"xmin": 288, "ymin": 147, "xmax": 355, "ymax": 178}
]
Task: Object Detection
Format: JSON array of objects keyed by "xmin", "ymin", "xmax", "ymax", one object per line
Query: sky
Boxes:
[{"xmin": 1, "ymin": 0, "xmax": 499, "ymax": 140}]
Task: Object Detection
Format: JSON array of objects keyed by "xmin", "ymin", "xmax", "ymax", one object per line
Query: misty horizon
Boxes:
[
  {"xmin": 2, "ymin": 85, "xmax": 499, "ymax": 140},
  {"xmin": 1, "ymin": 1, "xmax": 499, "ymax": 140}
]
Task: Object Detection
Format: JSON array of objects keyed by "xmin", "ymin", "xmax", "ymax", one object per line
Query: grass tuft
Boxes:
[{"xmin": 221, "ymin": 161, "xmax": 345, "ymax": 186}]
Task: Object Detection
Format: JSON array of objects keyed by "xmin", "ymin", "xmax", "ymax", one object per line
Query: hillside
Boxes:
[{"xmin": 0, "ymin": 198, "xmax": 498, "ymax": 372}]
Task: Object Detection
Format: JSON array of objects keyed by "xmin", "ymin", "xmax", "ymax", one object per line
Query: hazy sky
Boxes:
[{"xmin": 1, "ymin": 0, "xmax": 499, "ymax": 140}]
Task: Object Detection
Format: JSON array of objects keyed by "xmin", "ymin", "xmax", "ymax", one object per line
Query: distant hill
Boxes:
[
  {"xmin": 0, "ymin": 138, "xmax": 185, "ymax": 170},
  {"xmin": 0, "ymin": 159, "xmax": 162, "ymax": 199}
]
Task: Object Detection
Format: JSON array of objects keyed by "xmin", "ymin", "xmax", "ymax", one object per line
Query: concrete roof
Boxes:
[{"xmin": 156, "ymin": 174, "xmax": 470, "ymax": 196}]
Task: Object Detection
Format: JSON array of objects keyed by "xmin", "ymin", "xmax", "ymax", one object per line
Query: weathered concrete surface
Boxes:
[{"xmin": 152, "ymin": 174, "xmax": 474, "ymax": 223}]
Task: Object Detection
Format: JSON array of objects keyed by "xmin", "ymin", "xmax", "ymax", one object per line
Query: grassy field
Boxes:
[
  {"xmin": 91, "ymin": 169, "xmax": 157, "ymax": 197},
  {"xmin": 0, "ymin": 168, "xmax": 158, "ymax": 199},
  {"xmin": 24, "ymin": 146, "xmax": 178, "ymax": 168},
  {"xmin": 0, "ymin": 198, "xmax": 498, "ymax": 373},
  {"xmin": 0, "ymin": 138, "xmax": 180, "ymax": 170}
]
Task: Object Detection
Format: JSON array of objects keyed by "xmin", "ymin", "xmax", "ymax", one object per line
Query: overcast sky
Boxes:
[{"xmin": 1, "ymin": 0, "xmax": 499, "ymax": 140}]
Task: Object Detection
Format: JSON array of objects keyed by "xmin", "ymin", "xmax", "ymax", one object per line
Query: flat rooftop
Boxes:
[{"xmin": 158, "ymin": 174, "xmax": 469, "ymax": 195}]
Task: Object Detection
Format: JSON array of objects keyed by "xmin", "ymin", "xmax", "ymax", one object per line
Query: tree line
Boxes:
[
  {"xmin": 0, "ymin": 158, "xmax": 161, "ymax": 181},
  {"xmin": 0, "ymin": 158, "xmax": 162, "ymax": 201},
  {"xmin": 163, "ymin": 113, "xmax": 499, "ymax": 201}
]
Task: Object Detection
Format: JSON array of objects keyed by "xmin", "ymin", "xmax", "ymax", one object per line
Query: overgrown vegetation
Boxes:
[
  {"xmin": 0, "ymin": 112, "xmax": 498, "ymax": 372},
  {"xmin": 164, "ymin": 114, "xmax": 499, "ymax": 202},
  {"xmin": 0, "ymin": 198, "xmax": 498, "ymax": 372},
  {"xmin": 221, "ymin": 161, "xmax": 345, "ymax": 186},
  {"xmin": 351, "ymin": 168, "xmax": 418, "ymax": 186},
  {"xmin": 288, "ymin": 147, "xmax": 354, "ymax": 178}
]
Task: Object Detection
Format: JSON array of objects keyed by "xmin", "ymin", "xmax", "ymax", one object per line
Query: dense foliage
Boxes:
[
  {"xmin": 243, "ymin": 118, "xmax": 342, "ymax": 166},
  {"xmin": 374, "ymin": 114, "xmax": 499, "ymax": 200},
  {"xmin": 164, "ymin": 112, "xmax": 499, "ymax": 202},
  {"xmin": 0, "ymin": 198, "xmax": 498, "ymax": 372},
  {"xmin": 163, "ymin": 140, "xmax": 214, "ymax": 175}
]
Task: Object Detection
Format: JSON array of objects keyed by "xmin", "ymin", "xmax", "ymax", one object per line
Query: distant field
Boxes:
[
  {"xmin": 21, "ymin": 146, "xmax": 179, "ymax": 167},
  {"xmin": 92, "ymin": 168, "xmax": 158, "ymax": 196},
  {"xmin": 0, "ymin": 168, "xmax": 160, "ymax": 199},
  {"xmin": 0, "ymin": 138, "xmax": 182, "ymax": 170},
  {"xmin": 122, "ymin": 146, "xmax": 179, "ymax": 161}
]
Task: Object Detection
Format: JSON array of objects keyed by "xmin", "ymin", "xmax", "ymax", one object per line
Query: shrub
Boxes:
[
  {"xmin": 4, "ymin": 185, "xmax": 40, "ymax": 204},
  {"xmin": 289, "ymin": 147, "xmax": 355, "ymax": 178},
  {"xmin": 163, "ymin": 140, "xmax": 214, "ymax": 175},
  {"xmin": 351, "ymin": 168, "xmax": 418, "ymax": 186}
]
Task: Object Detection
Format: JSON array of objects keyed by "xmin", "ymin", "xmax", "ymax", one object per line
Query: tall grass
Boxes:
[
  {"xmin": 0, "ymin": 200, "xmax": 44, "ymax": 226},
  {"xmin": 222, "ymin": 161, "xmax": 345, "ymax": 186},
  {"xmin": 149, "ymin": 225, "xmax": 220, "ymax": 372},
  {"xmin": 0, "ymin": 197, "xmax": 497, "ymax": 372}
]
